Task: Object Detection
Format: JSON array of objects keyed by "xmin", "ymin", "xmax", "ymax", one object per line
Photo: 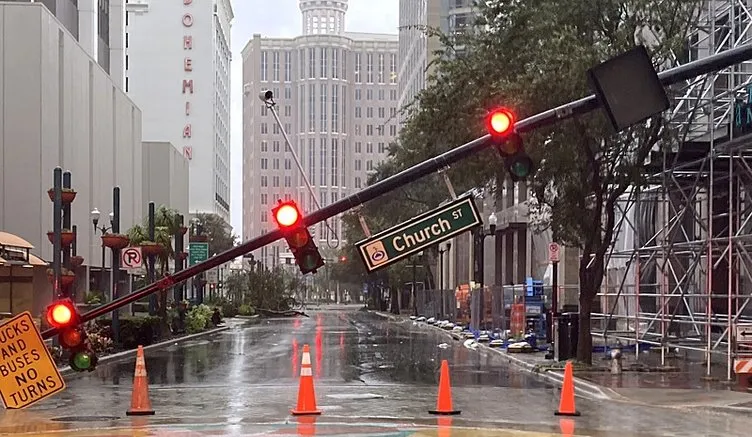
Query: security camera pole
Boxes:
[{"xmin": 39, "ymin": 43, "xmax": 752, "ymax": 339}]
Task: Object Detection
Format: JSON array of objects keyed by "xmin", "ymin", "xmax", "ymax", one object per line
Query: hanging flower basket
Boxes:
[
  {"xmin": 69, "ymin": 255, "xmax": 85, "ymax": 269},
  {"xmin": 179, "ymin": 226, "xmax": 189, "ymax": 236},
  {"xmin": 46, "ymin": 268, "xmax": 76, "ymax": 287},
  {"xmin": 176, "ymin": 251, "xmax": 189, "ymax": 261},
  {"xmin": 47, "ymin": 230, "xmax": 75, "ymax": 247},
  {"xmin": 190, "ymin": 234, "xmax": 208, "ymax": 243},
  {"xmin": 47, "ymin": 188, "xmax": 77, "ymax": 204},
  {"xmin": 140, "ymin": 242, "xmax": 163, "ymax": 257},
  {"xmin": 101, "ymin": 233, "xmax": 130, "ymax": 249}
]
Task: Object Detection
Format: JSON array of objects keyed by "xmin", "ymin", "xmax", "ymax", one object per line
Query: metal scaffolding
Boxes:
[{"xmin": 593, "ymin": 0, "xmax": 752, "ymax": 381}]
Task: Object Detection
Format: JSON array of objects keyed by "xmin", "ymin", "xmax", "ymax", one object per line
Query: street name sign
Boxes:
[
  {"xmin": 356, "ymin": 195, "xmax": 481, "ymax": 272},
  {"xmin": 736, "ymin": 323, "xmax": 752, "ymax": 344},
  {"xmin": 189, "ymin": 242, "xmax": 209, "ymax": 266},
  {"xmin": 0, "ymin": 312, "xmax": 66, "ymax": 409}
]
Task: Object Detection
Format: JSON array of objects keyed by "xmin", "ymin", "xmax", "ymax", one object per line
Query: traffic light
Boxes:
[
  {"xmin": 485, "ymin": 108, "xmax": 535, "ymax": 182},
  {"xmin": 272, "ymin": 200, "xmax": 325, "ymax": 274},
  {"xmin": 46, "ymin": 299, "xmax": 98, "ymax": 372}
]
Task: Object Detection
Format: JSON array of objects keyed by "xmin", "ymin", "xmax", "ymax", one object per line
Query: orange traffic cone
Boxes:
[
  {"xmin": 554, "ymin": 361, "xmax": 580, "ymax": 416},
  {"xmin": 428, "ymin": 360, "xmax": 461, "ymax": 415},
  {"xmin": 126, "ymin": 345, "xmax": 155, "ymax": 416},
  {"xmin": 291, "ymin": 344, "xmax": 321, "ymax": 416}
]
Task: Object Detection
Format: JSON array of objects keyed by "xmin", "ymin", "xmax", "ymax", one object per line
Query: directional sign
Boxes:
[
  {"xmin": 189, "ymin": 242, "xmax": 209, "ymax": 266},
  {"xmin": 356, "ymin": 195, "xmax": 481, "ymax": 272},
  {"xmin": 735, "ymin": 323, "xmax": 752, "ymax": 344},
  {"xmin": 549, "ymin": 242, "xmax": 560, "ymax": 263},
  {"xmin": 0, "ymin": 312, "xmax": 66, "ymax": 409},
  {"xmin": 121, "ymin": 246, "xmax": 143, "ymax": 271}
]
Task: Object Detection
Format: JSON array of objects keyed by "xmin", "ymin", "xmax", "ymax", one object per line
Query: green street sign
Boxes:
[
  {"xmin": 356, "ymin": 195, "xmax": 481, "ymax": 272},
  {"xmin": 189, "ymin": 242, "xmax": 209, "ymax": 266}
]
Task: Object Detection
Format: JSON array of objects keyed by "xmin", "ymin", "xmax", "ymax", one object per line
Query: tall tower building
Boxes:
[
  {"xmin": 125, "ymin": 0, "xmax": 233, "ymax": 223},
  {"xmin": 397, "ymin": 0, "xmax": 441, "ymax": 124},
  {"xmin": 242, "ymin": 0, "xmax": 399, "ymax": 269}
]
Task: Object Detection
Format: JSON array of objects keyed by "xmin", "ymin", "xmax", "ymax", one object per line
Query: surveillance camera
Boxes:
[{"xmin": 258, "ymin": 90, "xmax": 273, "ymax": 103}]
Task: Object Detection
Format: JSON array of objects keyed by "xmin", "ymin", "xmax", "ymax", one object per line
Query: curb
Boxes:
[
  {"xmin": 58, "ymin": 325, "xmax": 230, "ymax": 376},
  {"xmin": 370, "ymin": 311, "xmax": 610, "ymax": 399}
]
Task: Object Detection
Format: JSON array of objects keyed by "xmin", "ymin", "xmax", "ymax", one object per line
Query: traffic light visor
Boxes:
[
  {"xmin": 46, "ymin": 301, "xmax": 75, "ymax": 328},
  {"xmin": 274, "ymin": 204, "xmax": 300, "ymax": 227},
  {"xmin": 487, "ymin": 108, "xmax": 515, "ymax": 136},
  {"xmin": 60, "ymin": 328, "xmax": 84, "ymax": 349}
]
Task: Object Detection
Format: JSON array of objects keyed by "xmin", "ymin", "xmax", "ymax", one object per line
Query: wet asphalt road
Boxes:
[{"xmin": 3, "ymin": 306, "xmax": 752, "ymax": 436}]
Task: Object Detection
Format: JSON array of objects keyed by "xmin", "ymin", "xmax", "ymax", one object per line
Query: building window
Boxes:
[
  {"xmin": 355, "ymin": 160, "xmax": 361, "ymax": 171},
  {"xmin": 354, "ymin": 53, "xmax": 361, "ymax": 83},
  {"xmin": 261, "ymin": 123, "xmax": 268, "ymax": 134},
  {"xmin": 261, "ymin": 141, "xmax": 268, "ymax": 152},
  {"xmin": 366, "ymin": 142, "xmax": 373, "ymax": 153},
  {"xmin": 355, "ymin": 142, "xmax": 362, "ymax": 153},
  {"xmin": 331, "ymin": 85, "xmax": 339, "ymax": 132},
  {"xmin": 308, "ymin": 48, "xmax": 316, "ymax": 79},
  {"xmin": 284, "ymin": 51, "xmax": 292, "ymax": 82},
  {"xmin": 320, "ymin": 84, "xmax": 328, "ymax": 132},
  {"xmin": 320, "ymin": 48, "xmax": 328, "ymax": 78},
  {"xmin": 285, "ymin": 158, "xmax": 292, "ymax": 170},
  {"xmin": 299, "ymin": 49, "xmax": 305, "ymax": 79},
  {"xmin": 332, "ymin": 49, "xmax": 339, "ymax": 79},
  {"xmin": 261, "ymin": 51, "xmax": 268, "ymax": 82},
  {"xmin": 308, "ymin": 84, "xmax": 316, "ymax": 132},
  {"xmin": 261, "ymin": 193, "xmax": 268, "ymax": 205},
  {"xmin": 272, "ymin": 51, "xmax": 280, "ymax": 82},
  {"xmin": 390, "ymin": 53, "xmax": 397, "ymax": 84},
  {"xmin": 320, "ymin": 138, "xmax": 328, "ymax": 185},
  {"xmin": 378, "ymin": 142, "xmax": 386, "ymax": 153},
  {"xmin": 261, "ymin": 158, "xmax": 268, "ymax": 169},
  {"xmin": 308, "ymin": 138, "xmax": 316, "ymax": 185},
  {"xmin": 261, "ymin": 176, "xmax": 268, "ymax": 187},
  {"xmin": 355, "ymin": 177, "xmax": 362, "ymax": 188},
  {"xmin": 378, "ymin": 54, "xmax": 384, "ymax": 84},
  {"xmin": 366, "ymin": 54, "xmax": 373, "ymax": 83},
  {"xmin": 261, "ymin": 212, "xmax": 268, "ymax": 223},
  {"xmin": 273, "ymin": 141, "xmax": 280, "ymax": 153},
  {"xmin": 331, "ymin": 138, "xmax": 339, "ymax": 186}
]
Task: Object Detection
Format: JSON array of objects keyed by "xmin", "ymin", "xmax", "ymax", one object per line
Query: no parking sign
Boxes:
[{"xmin": 121, "ymin": 246, "xmax": 143, "ymax": 272}]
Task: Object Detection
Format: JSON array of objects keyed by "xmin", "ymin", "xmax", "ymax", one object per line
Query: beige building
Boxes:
[
  {"xmin": 242, "ymin": 0, "xmax": 399, "ymax": 269},
  {"xmin": 142, "ymin": 142, "xmax": 190, "ymax": 220}
]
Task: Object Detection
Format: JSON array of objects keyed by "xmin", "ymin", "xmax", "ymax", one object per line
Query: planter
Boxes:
[
  {"xmin": 179, "ymin": 226, "xmax": 189, "ymax": 236},
  {"xmin": 101, "ymin": 233, "xmax": 130, "ymax": 250},
  {"xmin": 46, "ymin": 268, "xmax": 76, "ymax": 287},
  {"xmin": 69, "ymin": 255, "xmax": 85, "ymax": 269},
  {"xmin": 47, "ymin": 231, "xmax": 75, "ymax": 247},
  {"xmin": 140, "ymin": 243, "xmax": 163, "ymax": 257},
  {"xmin": 47, "ymin": 188, "xmax": 77, "ymax": 204},
  {"xmin": 190, "ymin": 235, "xmax": 208, "ymax": 243}
]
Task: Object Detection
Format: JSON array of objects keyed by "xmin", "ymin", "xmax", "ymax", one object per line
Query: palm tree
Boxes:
[{"xmin": 127, "ymin": 206, "xmax": 181, "ymax": 334}]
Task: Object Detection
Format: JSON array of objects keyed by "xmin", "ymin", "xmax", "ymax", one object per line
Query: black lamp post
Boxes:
[
  {"xmin": 474, "ymin": 212, "xmax": 498, "ymax": 329},
  {"xmin": 91, "ymin": 208, "xmax": 115, "ymax": 296},
  {"xmin": 438, "ymin": 242, "xmax": 451, "ymax": 318}
]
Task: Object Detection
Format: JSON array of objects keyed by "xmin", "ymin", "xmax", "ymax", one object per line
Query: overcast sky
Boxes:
[{"xmin": 228, "ymin": 0, "xmax": 399, "ymax": 235}]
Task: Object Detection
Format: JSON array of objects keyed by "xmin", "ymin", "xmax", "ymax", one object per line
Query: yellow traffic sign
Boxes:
[{"xmin": 0, "ymin": 311, "xmax": 66, "ymax": 409}]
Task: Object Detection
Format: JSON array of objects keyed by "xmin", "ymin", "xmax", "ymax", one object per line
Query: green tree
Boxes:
[
  {"xmin": 224, "ymin": 266, "xmax": 298, "ymax": 311},
  {"xmin": 194, "ymin": 213, "xmax": 238, "ymax": 256},
  {"xmin": 374, "ymin": 0, "xmax": 699, "ymax": 363}
]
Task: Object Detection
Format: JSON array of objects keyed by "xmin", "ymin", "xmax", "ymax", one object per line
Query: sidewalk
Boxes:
[
  {"xmin": 370, "ymin": 310, "xmax": 752, "ymax": 412},
  {"xmin": 57, "ymin": 321, "xmax": 237, "ymax": 375}
]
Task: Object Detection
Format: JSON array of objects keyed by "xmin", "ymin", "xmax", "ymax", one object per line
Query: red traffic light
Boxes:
[
  {"xmin": 486, "ymin": 108, "xmax": 516, "ymax": 137},
  {"xmin": 46, "ymin": 299, "xmax": 77, "ymax": 329},
  {"xmin": 339, "ymin": 256, "xmax": 347, "ymax": 263},
  {"xmin": 272, "ymin": 201, "xmax": 302, "ymax": 228},
  {"xmin": 60, "ymin": 327, "xmax": 85, "ymax": 349}
]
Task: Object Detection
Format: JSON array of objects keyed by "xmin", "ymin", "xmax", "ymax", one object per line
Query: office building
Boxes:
[
  {"xmin": 125, "ymin": 0, "xmax": 233, "ymax": 223},
  {"xmin": 242, "ymin": 0, "xmax": 399, "ymax": 268},
  {"xmin": 0, "ymin": 2, "xmax": 143, "ymax": 310},
  {"xmin": 7, "ymin": 0, "xmax": 126, "ymax": 87}
]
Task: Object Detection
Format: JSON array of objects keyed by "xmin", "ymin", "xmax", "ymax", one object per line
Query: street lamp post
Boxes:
[
  {"xmin": 474, "ymin": 212, "xmax": 498, "ymax": 330},
  {"xmin": 438, "ymin": 242, "xmax": 451, "ymax": 318},
  {"xmin": 91, "ymin": 208, "xmax": 115, "ymax": 296}
]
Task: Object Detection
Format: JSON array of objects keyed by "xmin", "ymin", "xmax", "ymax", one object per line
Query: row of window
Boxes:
[{"xmin": 260, "ymin": 48, "xmax": 398, "ymax": 86}]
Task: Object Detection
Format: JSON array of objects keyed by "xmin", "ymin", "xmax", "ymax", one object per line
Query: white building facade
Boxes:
[
  {"xmin": 242, "ymin": 0, "xmax": 399, "ymax": 269},
  {"xmin": 125, "ymin": 0, "xmax": 233, "ymax": 223},
  {"xmin": 0, "ymin": 2, "xmax": 143, "ymax": 265}
]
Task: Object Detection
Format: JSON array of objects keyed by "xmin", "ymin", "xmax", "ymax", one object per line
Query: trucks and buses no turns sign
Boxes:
[{"xmin": 0, "ymin": 312, "xmax": 66, "ymax": 409}]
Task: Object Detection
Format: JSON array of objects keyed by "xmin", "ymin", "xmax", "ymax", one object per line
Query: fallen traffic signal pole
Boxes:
[{"xmin": 39, "ymin": 42, "xmax": 752, "ymax": 340}]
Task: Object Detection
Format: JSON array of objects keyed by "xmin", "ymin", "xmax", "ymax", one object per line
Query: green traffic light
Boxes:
[
  {"xmin": 507, "ymin": 155, "xmax": 534, "ymax": 180},
  {"xmin": 301, "ymin": 253, "xmax": 321, "ymax": 271},
  {"xmin": 70, "ymin": 351, "xmax": 94, "ymax": 371}
]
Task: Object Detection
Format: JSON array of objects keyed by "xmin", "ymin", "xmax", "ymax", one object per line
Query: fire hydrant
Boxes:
[{"xmin": 610, "ymin": 347, "xmax": 623, "ymax": 375}]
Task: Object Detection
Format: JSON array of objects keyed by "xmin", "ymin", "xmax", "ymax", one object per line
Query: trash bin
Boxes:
[{"xmin": 557, "ymin": 312, "xmax": 579, "ymax": 361}]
